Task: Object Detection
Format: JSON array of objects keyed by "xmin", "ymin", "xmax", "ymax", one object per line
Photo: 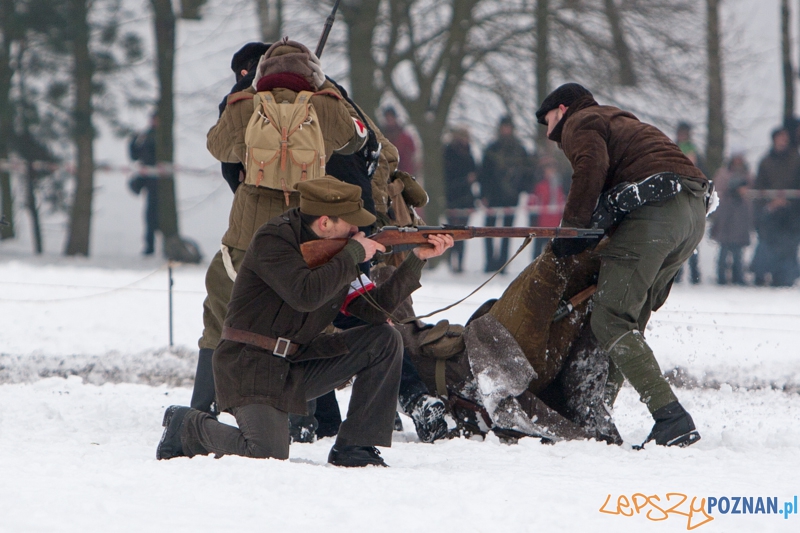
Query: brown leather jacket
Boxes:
[
  {"xmin": 213, "ymin": 208, "xmax": 425, "ymax": 414},
  {"xmin": 551, "ymin": 96, "xmax": 707, "ymax": 228}
]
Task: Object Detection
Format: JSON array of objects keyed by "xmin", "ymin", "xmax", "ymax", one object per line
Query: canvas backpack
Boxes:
[{"xmin": 244, "ymin": 90, "xmax": 326, "ymax": 204}]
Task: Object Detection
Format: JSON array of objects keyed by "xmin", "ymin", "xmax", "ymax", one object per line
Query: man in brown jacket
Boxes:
[
  {"xmin": 158, "ymin": 178, "xmax": 452, "ymax": 466},
  {"xmin": 536, "ymin": 83, "xmax": 709, "ymax": 448}
]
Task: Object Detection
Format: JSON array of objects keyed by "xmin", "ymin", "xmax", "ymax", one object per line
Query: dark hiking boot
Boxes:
[
  {"xmin": 642, "ymin": 401, "xmax": 701, "ymax": 448},
  {"xmin": 393, "ymin": 412, "xmax": 404, "ymax": 432},
  {"xmin": 328, "ymin": 445, "xmax": 388, "ymax": 467},
  {"xmin": 156, "ymin": 405, "xmax": 190, "ymax": 460},
  {"xmin": 409, "ymin": 394, "xmax": 450, "ymax": 443}
]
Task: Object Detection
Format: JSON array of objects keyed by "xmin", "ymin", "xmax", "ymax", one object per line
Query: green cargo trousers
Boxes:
[{"xmin": 591, "ymin": 179, "xmax": 708, "ymax": 413}]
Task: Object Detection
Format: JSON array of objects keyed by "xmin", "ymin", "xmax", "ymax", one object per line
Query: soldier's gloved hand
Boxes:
[
  {"xmin": 308, "ymin": 53, "xmax": 326, "ymax": 88},
  {"xmin": 550, "ymin": 237, "xmax": 597, "ymax": 258}
]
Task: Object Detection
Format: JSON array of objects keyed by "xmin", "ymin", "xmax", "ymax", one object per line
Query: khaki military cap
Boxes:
[{"xmin": 296, "ymin": 176, "xmax": 376, "ymax": 227}]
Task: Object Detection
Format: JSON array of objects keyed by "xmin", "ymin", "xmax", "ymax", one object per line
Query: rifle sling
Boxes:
[
  {"xmin": 401, "ymin": 235, "xmax": 533, "ymax": 323},
  {"xmin": 352, "ymin": 235, "xmax": 534, "ymax": 325}
]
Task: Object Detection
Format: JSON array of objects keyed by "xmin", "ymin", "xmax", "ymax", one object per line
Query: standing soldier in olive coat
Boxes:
[{"xmin": 536, "ymin": 83, "xmax": 709, "ymax": 448}]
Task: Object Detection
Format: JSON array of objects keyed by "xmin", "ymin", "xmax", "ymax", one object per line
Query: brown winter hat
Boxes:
[
  {"xmin": 535, "ymin": 83, "xmax": 593, "ymax": 125},
  {"xmin": 296, "ymin": 176, "xmax": 376, "ymax": 227},
  {"xmin": 252, "ymin": 37, "xmax": 325, "ymax": 89}
]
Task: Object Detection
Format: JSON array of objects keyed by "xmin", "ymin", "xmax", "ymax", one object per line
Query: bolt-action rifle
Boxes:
[
  {"xmin": 315, "ymin": 0, "xmax": 341, "ymax": 59},
  {"xmin": 301, "ymin": 225, "xmax": 604, "ymax": 269}
]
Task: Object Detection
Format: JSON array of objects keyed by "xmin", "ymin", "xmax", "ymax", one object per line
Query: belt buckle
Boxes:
[{"xmin": 273, "ymin": 337, "xmax": 291, "ymax": 358}]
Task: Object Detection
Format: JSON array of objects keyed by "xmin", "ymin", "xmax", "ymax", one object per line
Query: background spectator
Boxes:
[
  {"xmin": 382, "ymin": 106, "xmax": 418, "ymax": 176},
  {"xmin": 750, "ymin": 127, "xmax": 800, "ymax": 286},
  {"xmin": 477, "ymin": 115, "xmax": 534, "ymax": 272},
  {"xmin": 442, "ymin": 127, "xmax": 477, "ymax": 272},
  {"xmin": 710, "ymin": 152, "xmax": 753, "ymax": 285},
  {"xmin": 128, "ymin": 114, "xmax": 160, "ymax": 255},
  {"xmin": 528, "ymin": 155, "xmax": 565, "ymax": 259},
  {"xmin": 674, "ymin": 121, "xmax": 703, "ymax": 284}
]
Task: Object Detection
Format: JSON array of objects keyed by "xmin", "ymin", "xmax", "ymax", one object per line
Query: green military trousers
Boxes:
[
  {"xmin": 198, "ymin": 246, "xmax": 247, "ymax": 350},
  {"xmin": 591, "ymin": 179, "xmax": 708, "ymax": 413}
]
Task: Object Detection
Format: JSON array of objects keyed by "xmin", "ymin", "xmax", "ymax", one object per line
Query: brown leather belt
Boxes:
[{"xmin": 221, "ymin": 326, "xmax": 299, "ymax": 358}]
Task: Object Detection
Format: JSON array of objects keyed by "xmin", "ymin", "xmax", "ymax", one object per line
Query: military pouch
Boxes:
[
  {"xmin": 591, "ymin": 172, "xmax": 684, "ymax": 231},
  {"xmin": 419, "ymin": 320, "xmax": 466, "ymax": 398}
]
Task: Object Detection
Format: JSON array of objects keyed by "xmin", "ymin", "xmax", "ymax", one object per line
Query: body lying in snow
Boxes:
[{"xmin": 366, "ymin": 240, "xmax": 621, "ymax": 444}]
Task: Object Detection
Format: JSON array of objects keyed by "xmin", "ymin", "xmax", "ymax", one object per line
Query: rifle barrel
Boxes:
[{"xmin": 315, "ymin": 0, "xmax": 342, "ymax": 58}]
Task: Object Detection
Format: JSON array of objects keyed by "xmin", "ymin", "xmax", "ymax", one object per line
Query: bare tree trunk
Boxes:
[
  {"xmin": 706, "ymin": 0, "xmax": 725, "ymax": 178},
  {"xmin": 0, "ymin": 0, "xmax": 15, "ymax": 239},
  {"xmin": 396, "ymin": 0, "xmax": 479, "ymax": 228},
  {"xmin": 340, "ymin": 0, "xmax": 382, "ymax": 118},
  {"xmin": 24, "ymin": 160, "xmax": 42, "ymax": 253},
  {"xmin": 535, "ymin": 0, "xmax": 550, "ymax": 151},
  {"xmin": 151, "ymin": 0, "xmax": 179, "ymax": 240},
  {"xmin": 255, "ymin": 0, "xmax": 283, "ymax": 43},
  {"xmin": 603, "ymin": 0, "xmax": 636, "ymax": 87},
  {"xmin": 782, "ymin": 0, "xmax": 794, "ymax": 120},
  {"xmin": 65, "ymin": 0, "xmax": 95, "ymax": 256}
]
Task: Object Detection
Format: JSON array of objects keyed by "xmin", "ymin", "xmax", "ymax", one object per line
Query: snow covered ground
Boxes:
[{"xmin": 1, "ymin": 259, "xmax": 799, "ymax": 532}]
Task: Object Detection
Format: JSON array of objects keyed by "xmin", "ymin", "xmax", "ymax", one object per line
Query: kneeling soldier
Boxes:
[{"xmin": 157, "ymin": 177, "xmax": 452, "ymax": 466}]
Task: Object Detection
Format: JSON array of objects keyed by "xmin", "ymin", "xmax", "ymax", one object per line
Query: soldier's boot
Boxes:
[
  {"xmin": 607, "ymin": 331, "xmax": 700, "ymax": 447},
  {"xmin": 407, "ymin": 394, "xmax": 452, "ymax": 443},
  {"xmin": 643, "ymin": 401, "xmax": 701, "ymax": 448},
  {"xmin": 190, "ymin": 348, "xmax": 218, "ymax": 416},
  {"xmin": 328, "ymin": 445, "xmax": 388, "ymax": 467},
  {"xmin": 156, "ymin": 406, "xmax": 191, "ymax": 460}
]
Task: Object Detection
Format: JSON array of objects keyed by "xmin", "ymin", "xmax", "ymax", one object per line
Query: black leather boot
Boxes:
[
  {"xmin": 328, "ymin": 445, "xmax": 388, "ymax": 467},
  {"xmin": 156, "ymin": 406, "xmax": 191, "ymax": 460},
  {"xmin": 643, "ymin": 401, "xmax": 701, "ymax": 448}
]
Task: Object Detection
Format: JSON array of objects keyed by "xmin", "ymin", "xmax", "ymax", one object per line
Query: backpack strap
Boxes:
[
  {"xmin": 313, "ymin": 89, "xmax": 342, "ymax": 100},
  {"xmin": 227, "ymin": 91, "xmax": 254, "ymax": 106}
]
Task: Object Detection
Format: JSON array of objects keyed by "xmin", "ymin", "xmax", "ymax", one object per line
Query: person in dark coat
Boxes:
[
  {"xmin": 536, "ymin": 83, "xmax": 709, "ymax": 448},
  {"xmin": 157, "ymin": 178, "xmax": 452, "ymax": 467},
  {"xmin": 673, "ymin": 122, "xmax": 705, "ymax": 284},
  {"xmin": 443, "ymin": 127, "xmax": 477, "ymax": 272},
  {"xmin": 750, "ymin": 127, "xmax": 800, "ymax": 287},
  {"xmin": 477, "ymin": 116, "xmax": 534, "ymax": 272},
  {"xmin": 710, "ymin": 153, "xmax": 753, "ymax": 285},
  {"xmin": 128, "ymin": 114, "xmax": 160, "ymax": 255}
]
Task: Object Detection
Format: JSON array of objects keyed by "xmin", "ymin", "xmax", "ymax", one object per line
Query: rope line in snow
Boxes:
[{"xmin": 0, "ymin": 265, "xmax": 192, "ymax": 303}]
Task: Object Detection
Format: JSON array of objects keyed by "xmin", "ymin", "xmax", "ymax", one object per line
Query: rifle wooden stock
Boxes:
[
  {"xmin": 552, "ymin": 285, "xmax": 597, "ymax": 322},
  {"xmin": 301, "ymin": 225, "xmax": 604, "ymax": 269}
]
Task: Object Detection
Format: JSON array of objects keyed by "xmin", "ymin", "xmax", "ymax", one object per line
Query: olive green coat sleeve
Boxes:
[{"xmin": 206, "ymin": 89, "xmax": 255, "ymax": 164}]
